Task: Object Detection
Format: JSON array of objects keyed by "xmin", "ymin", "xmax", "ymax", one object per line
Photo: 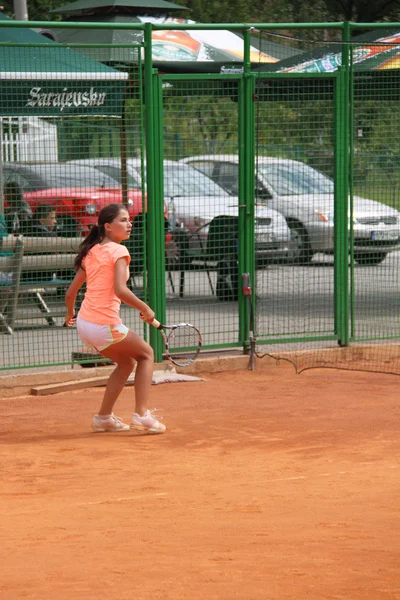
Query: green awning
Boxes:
[
  {"xmin": 0, "ymin": 13, "xmax": 128, "ymax": 117},
  {"xmin": 49, "ymin": 0, "xmax": 188, "ymax": 15}
]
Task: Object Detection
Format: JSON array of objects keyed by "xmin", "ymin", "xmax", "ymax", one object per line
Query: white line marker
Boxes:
[
  {"xmin": 78, "ymin": 493, "xmax": 168, "ymax": 506},
  {"xmin": 267, "ymin": 465, "xmax": 398, "ymax": 484}
]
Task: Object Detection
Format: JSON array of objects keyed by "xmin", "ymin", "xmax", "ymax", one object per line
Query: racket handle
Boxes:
[{"xmin": 151, "ymin": 318, "xmax": 162, "ymax": 329}]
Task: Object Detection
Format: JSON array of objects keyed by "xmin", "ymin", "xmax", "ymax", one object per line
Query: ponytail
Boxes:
[
  {"xmin": 74, "ymin": 224, "xmax": 103, "ymax": 271},
  {"xmin": 74, "ymin": 203, "xmax": 126, "ymax": 271}
]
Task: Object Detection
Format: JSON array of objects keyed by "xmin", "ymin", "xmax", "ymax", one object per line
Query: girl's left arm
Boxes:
[{"xmin": 114, "ymin": 257, "xmax": 155, "ymax": 323}]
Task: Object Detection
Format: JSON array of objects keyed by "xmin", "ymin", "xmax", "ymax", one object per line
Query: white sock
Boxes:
[{"xmin": 96, "ymin": 413, "xmax": 112, "ymax": 420}]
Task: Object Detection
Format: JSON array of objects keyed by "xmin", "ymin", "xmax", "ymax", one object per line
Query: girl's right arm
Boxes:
[{"xmin": 64, "ymin": 268, "xmax": 86, "ymax": 326}]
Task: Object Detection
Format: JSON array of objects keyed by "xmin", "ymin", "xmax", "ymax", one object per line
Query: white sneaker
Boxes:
[
  {"xmin": 131, "ymin": 409, "xmax": 166, "ymax": 434},
  {"xmin": 92, "ymin": 414, "xmax": 130, "ymax": 433}
]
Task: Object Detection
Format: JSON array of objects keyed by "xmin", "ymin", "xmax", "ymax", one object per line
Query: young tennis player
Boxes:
[{"xmin": 64, "ymin": 203, "xmax": 166, "ymax": 434}]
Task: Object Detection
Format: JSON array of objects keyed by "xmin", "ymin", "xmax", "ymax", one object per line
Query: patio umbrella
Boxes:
[
  {"xmin": 49, "ymin": 0, "xmax": 187, "ymax": 15},
  {"xmin": 47, "ymin": 1, "xmax": 284, "ymax": 69},
  {"xmin": 48, "ymin": 0, "xmax": 190, "ymax": 63},
  {"xmin": 254, "ymin": 28, "xmax": 400, "ymax": 74},
  {"xmin": 251, "ymin": 28, "xmax": 400, "ymax": 104}
]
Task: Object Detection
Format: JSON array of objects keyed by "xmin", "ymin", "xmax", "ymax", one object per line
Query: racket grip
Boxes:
[{"xmin": 151, "ymin": 318, "xmax": 162, "ymax": 329}]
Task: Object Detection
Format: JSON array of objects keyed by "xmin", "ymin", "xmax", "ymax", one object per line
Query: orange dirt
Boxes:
[{"xmin": 1, "ymin": 366, "xmax": 400, "ymax": 600}]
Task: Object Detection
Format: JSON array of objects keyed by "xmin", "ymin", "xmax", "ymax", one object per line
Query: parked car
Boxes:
[
  {"xmin": 68, "ymin": 158, "xmax": 291, "ymax": 267},
  {"xmin": 180, "ymin": 154, "xmax": 400, "ymax": 266},
  {"xmin": 2, "ymin": 162, "xmax": 144, "ymax": 236}
]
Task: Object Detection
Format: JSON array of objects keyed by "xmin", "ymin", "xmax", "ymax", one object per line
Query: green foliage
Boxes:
[
  {"xmin": 2, "ymin": 0, "xmax": 65, "ymax": 20},
  {"xmin": 162, "ymin": 94, "xmax": 239, "ymax": 158},
  {"xmin": 322, "ymin": 0, "xmax": 400, "ymax": 22},
  {"xmin": 3, "ymin": 0, "xmax": 400, "ymax": 23},
  {"xmin": 178, "ymin": 0, "xmax": 257, "ymax": 23}
]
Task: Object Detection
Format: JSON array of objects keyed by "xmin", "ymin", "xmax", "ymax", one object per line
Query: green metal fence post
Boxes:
[
  {"xmin": 348, "ymin": 35, "xmax": 355, "ymax": 340},
  {"xmin": 238, "ymin": 29, "xmax": 256, "ymax": 350},
  {"xmin": 334, "ymin": 21, "xmax": 350, "ymax": 346},
  {"xmin": 144, "ymin": 22, "xmax": 165, "ymax": 362}
]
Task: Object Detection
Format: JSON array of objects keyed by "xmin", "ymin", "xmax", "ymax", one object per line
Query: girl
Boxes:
[{"xmin": 64, "ymin": 203, "xmax": 165, "ymax": 434}]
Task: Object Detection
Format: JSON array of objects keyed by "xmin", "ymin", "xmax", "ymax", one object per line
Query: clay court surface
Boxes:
[{"xmin": 1, "ymin": 365, "xmax": 400, "ymax": 600}]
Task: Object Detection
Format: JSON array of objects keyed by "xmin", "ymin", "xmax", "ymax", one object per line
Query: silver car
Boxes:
[
  {"xmin": 181, "ymin": 154, "xmax": 400, "ymax": 266},
  {"xmin": 68, "ymin": 158, "xmax": 291, "ymax": 266}
]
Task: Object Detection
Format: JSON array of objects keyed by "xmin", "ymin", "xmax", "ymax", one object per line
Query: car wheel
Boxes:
[
  {"xmin": 287, "ymin": 221, "xmax": 313, "ymax": 265},
  {"xmin": 354, "ymin": 252, "xmax": 387, "ymax": 266}
]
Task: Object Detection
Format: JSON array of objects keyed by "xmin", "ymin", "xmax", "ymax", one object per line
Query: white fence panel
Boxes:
[{"xmin": 1, "ymin": 117, "xmax": 58, "ymax": 163}]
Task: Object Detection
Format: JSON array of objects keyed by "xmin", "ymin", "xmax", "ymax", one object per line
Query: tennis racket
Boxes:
[{"xmin": 151, "ymin": 318, "xmax": 202, "ymax": 367}]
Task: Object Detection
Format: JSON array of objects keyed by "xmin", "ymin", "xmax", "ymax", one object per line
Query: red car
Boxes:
[{"xmin": 3, "ymin": 162, "xmax": 144, "ymax": 236}]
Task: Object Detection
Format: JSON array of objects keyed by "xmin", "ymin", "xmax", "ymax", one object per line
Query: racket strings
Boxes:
[{"xmin": 167, "ymin": 325, "xmax": 200, "ymax": 354}]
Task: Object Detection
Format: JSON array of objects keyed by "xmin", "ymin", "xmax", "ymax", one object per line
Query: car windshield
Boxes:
[
  {"xmin": 93, "ymin": 165, "xmax": 141, "ymax": 188},
  {"xmin": 258, "ymin": 163, "xmax": 334, "ymax": 196},
  {"xmin": 163, "ymin": 166, "xmax": 230, "ymax": 197},
  {"xmin": 29, "ymin": 165, "xmax": 121, "ymax": 189}
]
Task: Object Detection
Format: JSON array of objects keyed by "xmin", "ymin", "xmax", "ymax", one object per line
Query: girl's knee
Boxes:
[
  {"xmin": 117, "ymin": 356, "xmax": 135, "ymax": 372},
  {"xmin": 145, "ymin": 343, "xmax": 154, "ymax": 362},
  {"xmin": 138, "ymin": 342, "xmax": 153, "ymax": 362}
]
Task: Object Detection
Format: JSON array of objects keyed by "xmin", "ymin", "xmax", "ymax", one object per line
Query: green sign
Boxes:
[
  {"xmin": 0, "ymin": 21, "xmax": 128, "ymax": 117},
  {"xmin": 0, "ymin": 78, "xmax": 127, "ymax": 116}
]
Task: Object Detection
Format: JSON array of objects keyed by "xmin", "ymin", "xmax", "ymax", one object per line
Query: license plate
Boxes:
[{"xmin": 371, "ymin": 231, "xmax": 399, "ymax": 241}]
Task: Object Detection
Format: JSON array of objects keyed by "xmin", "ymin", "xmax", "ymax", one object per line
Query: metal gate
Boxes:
[{"xmin": 155, "ymin": 70, "xmax": 343, "ymax": 356}]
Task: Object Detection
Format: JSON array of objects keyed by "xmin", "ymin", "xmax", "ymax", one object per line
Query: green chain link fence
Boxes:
[{"xmin": 2, "ymin": 20, "xmax": 400, "ymax": 374}]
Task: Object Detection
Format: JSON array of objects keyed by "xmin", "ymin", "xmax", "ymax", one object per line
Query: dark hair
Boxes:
[
  {"xmin": 74, "ymin": 203, "xmax": 126, "ymax": 271},
  {"xmin": 32, "ymin": 203, "xmax": 56, "ymax": 224}
]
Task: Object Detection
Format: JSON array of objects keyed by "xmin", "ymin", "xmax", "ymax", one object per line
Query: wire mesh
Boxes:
[
  {"xmin": 0, "ymin": 41, "xmax": 144, "ymax": 369},
  {"xmin": 251, "ymin": 29, "xmax": 400, "ymax": 375},
  {"xmin": 2, "ymin": 24, "xmax": 400, "ymax": 375},
  {"xmin": 253, "ymin": 76, "xmax": 336, "ymax": 342},
  {"xmin": 161, "ymin": 78, "xmax": 242, "ymax": 350},
  {"xmin": 347, "ymin": 34, "xmax": 400, "ymax": 371}
]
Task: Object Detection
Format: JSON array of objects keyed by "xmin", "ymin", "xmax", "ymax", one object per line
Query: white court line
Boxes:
[
  {"xmin": 266, "ymin": 465, "xmax": 398, "ymax": 484},
  {"xmin": 77, "ymin": 493, "xmax": 168, "ymax": 506}
]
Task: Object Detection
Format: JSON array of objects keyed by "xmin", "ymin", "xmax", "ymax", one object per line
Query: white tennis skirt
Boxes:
[{"xmin": 76, "ymin": 316, "xmax": 129, "ymax": 351}]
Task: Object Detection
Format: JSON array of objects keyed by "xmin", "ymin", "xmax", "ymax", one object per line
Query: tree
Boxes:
[
  {"xmin": 2, "ymin": 0, "xmax": 65, "ymax": 20},
  {"xmin": 322, "ymin": 0, "xmax": 400, "ymax": 22},
  {"xmin": 177, "ymin": 0, "xmax": 257, "ymax": 23}
]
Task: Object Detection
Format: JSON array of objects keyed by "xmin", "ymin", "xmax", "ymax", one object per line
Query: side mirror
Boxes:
[{"xmin": 256, "ymin": 186, "xmax": 272, "ymax": 201}]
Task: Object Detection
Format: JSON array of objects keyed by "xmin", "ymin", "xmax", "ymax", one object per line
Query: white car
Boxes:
[
  {"xmin": 68, "ymin": 158, "xmax": 291, "ymax": 267},
  {"xmin": 181, "ymin": 154, "xmax": 400, "ymax": 266}
]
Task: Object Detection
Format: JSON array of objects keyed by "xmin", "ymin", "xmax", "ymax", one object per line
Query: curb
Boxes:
[
  {"xmin": 0, "ymin": 353, "xmax": 288, "ymax": 399},
  {"xmin": 1, "ymin": 343, "xmax": 398, "ymax": 399}
]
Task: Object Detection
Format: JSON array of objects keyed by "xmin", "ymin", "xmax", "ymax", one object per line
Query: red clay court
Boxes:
[{"xmin": 1, "ymin": 365, "xmax": 400, "ymax": 600}]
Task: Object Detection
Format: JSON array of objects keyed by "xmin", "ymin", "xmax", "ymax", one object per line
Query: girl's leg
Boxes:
[
  {"xmin": 96, "ymin": 354, "xmax": 135, "ymax": 416},
  {"xmin": 99, "ymin": 330, "xmax": 154, "ymax": 416}
]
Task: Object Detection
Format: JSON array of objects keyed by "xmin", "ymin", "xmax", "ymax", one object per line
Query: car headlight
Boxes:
[
  {"xmin": 316, "ymin": 210, "xmax": 358, "ymax": 225},
  {"xmin": 85, "ymin": 203, "xmax": 97, "ymax": 215}
]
